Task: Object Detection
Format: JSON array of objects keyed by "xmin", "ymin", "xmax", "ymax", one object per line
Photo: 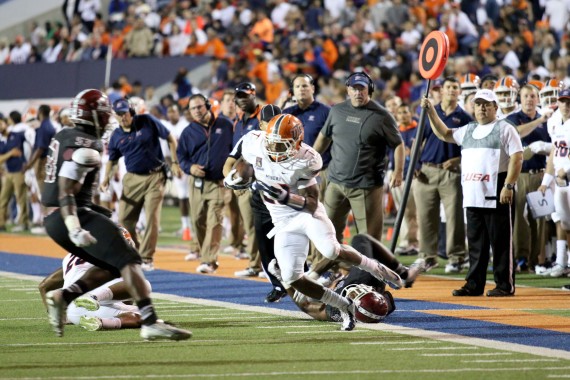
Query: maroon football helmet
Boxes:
[
  {"xmin": 69, "ymin": 89, "xmax": 113, "ymax": 137},
  {"xmin": 343, "ymin": 284, "xmax": 391, "ymax": 323}
]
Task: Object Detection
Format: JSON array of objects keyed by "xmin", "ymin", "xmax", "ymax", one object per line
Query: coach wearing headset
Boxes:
[
  {"xmin": 102, "ymin": 98, "xmax": 180, "ymax": 272},
  {"xmin": 177, "ymin": 94, "xmax": 234, "ymax": 274},
  {"xmin": 314, "ymin": 72, "xmax": 404, "ymax": 243}
]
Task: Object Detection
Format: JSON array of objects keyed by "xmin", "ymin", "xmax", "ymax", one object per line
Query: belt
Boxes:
[
  {"xmin": 423, "ymin": 162, "xmax": 445, "ymax": 169},
  {"xmin": 522, "ymin": 168, "xmax": 545, "ymax": 175},
  {"xmin": 132, "ymin": 166, "xmax": 164, "ymax": 175}
]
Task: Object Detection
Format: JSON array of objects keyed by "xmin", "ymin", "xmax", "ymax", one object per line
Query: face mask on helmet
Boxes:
[
  {"xmin": 493, "ymin": 77, "xmax": 519, "ymax": 109},
  {"xmin": 69, "ymin": 89, "xmax": 113, "ymax": 138},
  {"xmin": 540, "ymin": 79, "xmax": 564, "ymax": 108},
  {"xmin": 342, "ymin": 284, "xmax": 389, "ymax": 323},
  {"xmin": 459, "ymin": 74, "xmax": 480, "ymax": 103},
  {"xmin": 264, "ymin": 114, "xmax": 304, "ymax": 162}
]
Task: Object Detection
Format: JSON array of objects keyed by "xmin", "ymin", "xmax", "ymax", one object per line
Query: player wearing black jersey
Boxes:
[{"xmin": 42, "ymin": 89, "xmax": 191, "ymax": 341}]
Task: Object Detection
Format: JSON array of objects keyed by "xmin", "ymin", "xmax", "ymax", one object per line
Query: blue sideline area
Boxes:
[{"xmin": 1, "ymin": 250, "xmax": 569, "ymax": 352}]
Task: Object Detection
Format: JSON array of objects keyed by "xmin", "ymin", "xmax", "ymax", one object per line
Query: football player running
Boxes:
[
  {"xmin": 41, "ymin": 89, "xmax": 191, "ymax": 341},
  {"xmin": 226, "ymin": 114, "xmax": 403, "ymax": 331}
]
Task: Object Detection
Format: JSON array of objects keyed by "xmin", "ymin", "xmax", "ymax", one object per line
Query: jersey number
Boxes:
[
  {"xmin": 64, "ymin": 255, "xmax": 86, "ymax": 275},
  {"xmin": 44, "ymin": 140, "xmax": 60, "ymax": 184}
]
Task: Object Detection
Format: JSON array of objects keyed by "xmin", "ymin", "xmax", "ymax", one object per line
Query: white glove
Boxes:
[
  {"xmin": 69, "ymin": 228, "xmax": 97, "ymax": 247},
  {"xmin": 528, "ymin": 141, "xmax": 553, "ymax": 155},
  {"xmin": 223, "ymin": 168, "xmax": 251, "ymax": 190},
  {"xmin": 292, "ymin": 290, "xmax": 308, "ymax": 304}
]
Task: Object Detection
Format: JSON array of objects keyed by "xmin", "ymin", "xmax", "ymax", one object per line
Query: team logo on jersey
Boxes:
[
  {"xmin": 256, "ymin": 157, "xmax": 262, "ymax": 168},
  {"xmin": 308, "ymin": 115, "xmax": 315, "ymax": 122}
]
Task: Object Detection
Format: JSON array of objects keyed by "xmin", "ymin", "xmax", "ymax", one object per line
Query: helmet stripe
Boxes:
[{"xmin": 272, "ymin": 114, "xmax": 286, "ymax": 135}]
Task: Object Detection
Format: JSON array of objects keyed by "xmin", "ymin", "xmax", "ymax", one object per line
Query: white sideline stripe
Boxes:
[
  {"xmin": 257, "ymin": 325, "xmax": 326, "ymax": 329},
  {"xmin": 286, "ymin": 330, "xmax": 369, "ymax": 334},
  {"xmin": 463, "ymin": 359, "xmax": 560, "ymax": 363},
  {"xmin": 351, "ymin": 341, "xmax": 441, "ymax": 345},
  {"xmin": 0, "ymin": 340, "xmax": 224, "ymax": 347},
  {"xmin": 423, "ymin": 352, "xmax": 512, "ymax": 357},
  {"xmin": 549, "ymin": 375, "xmax": 570, "ymax": 378},
  {"xmin": 3, "ymin": 367, "xmax": 570, "ymax": 379},
  {"xmin": 202, "ymin": 316, "xmax": 280, "ymax": 320},
  {"xmin": 0, "ymin": 299, "xmax": 39, "ymax": 301},
  {"xmin": 388, "ymin": 346, "xmax": 478, "ymax": 351},
  {"xmin": 1, "ymin": 270, "xmax": 570, "ymax": 360},
  {"xmin": 0, "ymin": 317, "xmax": 44, "ymax": 321},
  {"xmin": 5, "ymin": 287, "xmax": 38, "ymax": 290}
]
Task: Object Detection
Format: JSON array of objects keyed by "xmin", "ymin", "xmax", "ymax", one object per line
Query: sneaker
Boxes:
[
  {"xmin": 46, "ymin": 290, "xmax": 67, "ymax": 337},
  {"xmin": 182, "ymin": 228, "xmax": 192, "ymax": 241},
  {"xmin": 11, "ymin": 224, "xmax": 27, "ymax": 233},
  {"xmin": 258, "ymin": 271, "xmax": 268, "ymax": 279},
  {"xmin": 461, "ymin": 261, "xmax": 470, "ymax": 270},
  {"xmin": 223, "ymin": 246, "xmax": 238, "ymax": 254},
  {"xmin": 395, "ymin": 246, "xmax": 418, "ymax": 256},
  {"xmin": 184, "ymin": 251, "xmax": 200, "ymax": 261},
  {"xmin": 234, "ymin": 250, "xmax": 249, "ymax": 260},
  {"xmin": 30, "ymin": 226, "xmax": 46, "ymax": 235},
  {"xmin": 265, "ymin": 287, "xmax": 288, "ymax": 303},
  {"xmin": 550, "ymin": 264, "xmax": 570, "ymax": 278},
  {"xmin": 452, "ymin": 287, "xmax": 483, "ymax": 297},
  {"xmin": 141, "ymin": 262, "xmax": 155, "ymax": 272},
  {"xmin": 74, "ymin": 295, "xmax": 100, "ymax": 311},
  {"xmin": 79, "ymin": 316, "xmax": 103, "ymax": 331},
  {"xmin": 339, "ymin": 299, "xmax": 356, "ymax": 331},
  {"xmin": 140, "ymin": 321, "xmax": 192, "ymax": 341},
  {"xmin": 414, "ymin": 258, "xmax": 439, "ymax": 272},
  {"xmin": 196, "ymin": 262, "xmax": 218, "ymax": 274},
  {"xmin": 535, "ymin": 265, "xmax": 552, "ymax": 276},
  {"xmin": 486, "ymin": 288, "xmax": 514, "ymax": 297},
  {"xmin": 370, "ymin": 261, "xmax": 403, "ymax": 290},
  {"xmin": 404, "ymin": 262, "xmax": 422, "ymax": 288},
  {"xmin": 562, "ymin": 285, "xmax": 570, "ymax": 291},
  {"xmin": 234, "ymin": 267, "xmax": 258, "ymax": 277},
  {"xmin": 445, "ymin": 262, "xmax": 461, "ymax": 274}
]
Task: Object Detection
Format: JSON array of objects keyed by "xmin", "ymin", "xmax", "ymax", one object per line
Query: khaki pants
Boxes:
[
  {"xmin": 119, "ymin": 171, "xmax": 165, "ymax": 262},
  {"xmin": 0, "ymin": 172, "xmax": 28, "ymax": 228},
  {"xmin": 236, "ymin": 190, "xmax": 261, "ymax": 271},
  {"xmin": 189, "ymin": 177, "xmax": 225, "ymax": 265},
  {"xmin": 413, "ymin": 165, "xmax": 466, "ymax": 263},
  {"xmin": 514, "ymin": 171, "xmax": 545, "ymax": 268},
  {"xmin": 224, "ymin": 188, "xmax": 245, "ymax": 249},
  {"xmin": 391, "ymin": 181, "xmax": 418, "ymax": 248},
  {"xmin": 323, "ymin": 181, "xmax": 384, "ymax": 243}
]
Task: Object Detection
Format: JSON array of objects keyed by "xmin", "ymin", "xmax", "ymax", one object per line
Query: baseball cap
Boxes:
[
  {"xmin": 472, "ymin": 89, "xmax": 499, "ymax": 103},
  {"xmin": 432, "ymin": 79, "xmax": 443, "ymax": 90},
  {"xmin": 558, "ymin": 89, "xmax": 570, "ymax": 99},
  {"xmin": 260, "ymin": 104, "xmax": 282, "ymax": 122},
  {"xmin": 113, "ymin": 98, "xmax": 131, "ymax": 114},
  {"xmin": 347, "ymin": 73, "xmax": 371, "ymax": 88},
  {"xmin": 235, "ymin": 82, "xmax": 256, "ymax": 95}
]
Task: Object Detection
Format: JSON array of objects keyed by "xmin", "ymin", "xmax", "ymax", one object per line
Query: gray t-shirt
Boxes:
[{"xmin": 321, "ymin": 99, "xmax": 402, "ymax": 188}]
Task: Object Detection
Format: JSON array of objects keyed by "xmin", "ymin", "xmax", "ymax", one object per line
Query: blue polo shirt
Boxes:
[
  {"xmin": 0, "ymin": 131, "xmax": 26, "ymax": 172},
  {"xmin": 108, "ymin": 114, "xmax": 170, "ymax": 174},
  {"xmin": 35, "ymin": 119, "xmax": 56, "ymax": 158},
  {"xmin": 233, "ymin": 105, "xmax": 261, "ymax": 147},
  {"xmin": 420, "ymin": 104, "xmax": 473, "ymax": 164},
  {"xmin": 283, "ymin": 100, "xmax": 332, "ymax": 167},
  {"xmin": 177, "ymin": 116, "xmax": 234, "ymax": 181},
  {"xmin": 507, "ymin": 110, "xmax": 550, "ymax": 172}
]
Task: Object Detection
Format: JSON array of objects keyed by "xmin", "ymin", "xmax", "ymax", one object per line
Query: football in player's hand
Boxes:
[{"xmin": 234, "ymin": 160, "xmax": 254, "ymax": 183}]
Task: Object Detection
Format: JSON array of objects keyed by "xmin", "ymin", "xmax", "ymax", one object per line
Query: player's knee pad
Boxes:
[
  {"xmin": 319, "ymin": 240, "xmax": 340, "ymax": 260},
  {"xmin": 280, "ymin": 265, "xmax": 304, "ymax": 284}
]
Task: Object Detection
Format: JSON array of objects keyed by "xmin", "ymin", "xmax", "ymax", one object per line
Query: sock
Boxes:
[
  {"xmin": 101, "ymin": 317, "xmax": 122, "ymax": 329},
  {"xmin": 556, "ymin": 240, "xmax": 567, "ymax": 266},
  {"xmin": 62, "ymin": 280, "xmax": 89, "ymax": 304},
  {"xmin": 357, "ymin": 255, "xmax": 378, "ymax": 273},
  {"xmin": 319, "ymin": 287, "xmax": 350, "ymax": 310},
  {"xmin": 136, "ymin": 298, "xmax": 158, "ymax": 325},
  {"xmin": 31, "ymin": 203, "xmax": 41, "ymax": 224},
  {"xmin": 181, "ymin": 216, "xmax": 189, "ymax": 229},
  {"xmin": 88, "ymin": 287, "xmax": 114, "ymax": 302}
]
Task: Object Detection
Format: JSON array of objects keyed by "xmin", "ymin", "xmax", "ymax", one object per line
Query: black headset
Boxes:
[
  {"xmin": 290, "ymin": 73, "xmax": 314, "ymax": 92},
  {"xmin": 191, "ymin": 94, "xmax": 211, "ymax": 111},
  {"xmin": 122, "ymin": 98, "xmax": 136, "ymax": 116},
  {"xmin": 345, "ymin": 71, "xmax": 375, "ymax": 94}
]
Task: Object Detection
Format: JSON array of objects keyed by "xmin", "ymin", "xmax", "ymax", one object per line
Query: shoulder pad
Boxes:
[{"xmin": 72, "ymin": 148, "xmax": 101, "ymax": 167}]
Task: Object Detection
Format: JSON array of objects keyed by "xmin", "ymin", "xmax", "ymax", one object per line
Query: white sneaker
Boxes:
[
  {"xmin": 550, "ymin": 264, "xmax": 570, "ymax": 278},
  {"xmin": 11, "ymin": 225, "xmax": 27, "ymax": 232},
  {"xmin": 74, "ymin": 295, "xmax": 100, "ymax": 311},
  {"xmin": 184, "ymin": 251, "xmax": 200, "ymax": 261},
  {"xmin": 234, "ymin": 268, "xmax": 258, "ymax": 277},
  {"xmin": 141, "ymin": 262, "xmax": 155, "ymax": 272},
  {"xmin": 46, "ymin": 290, "xmax": 67, "ymax": 337},
  {"xmin": 258, "ymin": 271, "xmax": 268, "ymax": 279},
  {"xmin": 79, "ymin": 316, "xmax": 103, "ymax": 331},
  {"xmin": 30, "ymin": 226, "xmax": 46, "ymax": 235},
  {"xmin": 535, "ymin": 265, "xmax": 552, "ymax": 276},
  {"xmin": 196, "ymin": 262, "xmax": 217, "ymax": 274},
  {"xmin": 140, "ymin": 321, "xmax": 192, "ymax": 341},
  {"xmin": 223, "ymin": 246, "xmax": 237, "ymax": 254},
  {"xmin": 445, "ymin": 263, "xmax": 461, "ymax": 274},
  {"xmin": 340, "ymin": 299, "xmax": 356, "ymax": 331},
  {"xmin": 371, "ymin": 261, "xmax": 403, "ymax": 290}
]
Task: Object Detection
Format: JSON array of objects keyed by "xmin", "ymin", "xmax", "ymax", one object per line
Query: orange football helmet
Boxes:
[
  {"xmin": 494, "ymin": 76, "xmax": 519, "ymax": 109},
  {"xmin": 527, "ymin": 79, "xmax": 544, "ymax": 92},
  {"xmin": 459, "ymin": 73, "xmax": 481, "ymax": 102},
  {"xmin": 265, "ymin": 114, "xmax": 304, "ymax": 162},
  {"xmin": 540, "ymin": 78, "xmax": 565, "ymax": 108}
]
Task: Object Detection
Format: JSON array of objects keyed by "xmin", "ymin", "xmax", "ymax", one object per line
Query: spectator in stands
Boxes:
[
  {"xmin": 9, "ymin": 35, "xmax": 31, "ymax": 64},
  {"xmin": 125, "ymin": 17, "xmax": 153, "ymax": 58},
  {"xmin": 78, "ymin": 0, "xmax": 101, "ymax": 33}
]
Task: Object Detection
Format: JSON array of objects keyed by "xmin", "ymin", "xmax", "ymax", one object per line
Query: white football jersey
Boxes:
[
  {"xmin": 550, "ymin": 118, "xmax": 570, "ymax": 173},
  {"xmin": 239, "ymin": 131, "xmax": 322, "ymax": 224}
]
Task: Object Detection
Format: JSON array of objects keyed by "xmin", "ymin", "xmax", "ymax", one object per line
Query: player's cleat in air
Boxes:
[
  {"xmin": 371, "ymin": 261, "xmax": 403, "ymax": 290},
  {"xmin": 46, "ymin": 289, "xmax": 67, "ymax": 337},
  {"xmin": 73, "ymin": 295, "xmax": 100, "ymax": 311},
  {"xmin": 340, "ymin": 299, "xmax": 356, "ymax": 331},
  {"xmin": 140, "ymin": 321, "xmax": 192, "ymax": 341},
  {"xmin": 79, "ymin": 316, "xmax": 103, "ymax": 331}
]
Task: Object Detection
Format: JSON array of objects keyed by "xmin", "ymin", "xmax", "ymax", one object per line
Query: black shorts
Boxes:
[{"xmin": 45, "ymin": 207, "xmax": 142, "ymax": 277}]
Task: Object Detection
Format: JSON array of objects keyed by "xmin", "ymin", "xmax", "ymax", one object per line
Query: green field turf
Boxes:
[{"xmin": 0, "ymin": 275, "xmax": 569, "ymax": 380}]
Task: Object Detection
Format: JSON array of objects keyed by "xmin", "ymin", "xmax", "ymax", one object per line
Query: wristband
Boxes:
[
  {"xmin": 286, "ymin": 193, "xmax": 306, "ymax": 211},
  {"xmin": 541, "ymin": 173, "xmax": 554, "ymax": 188},
  {"xmin": 64, "ymin": 215, "xmax": 81, "ymax": 233}
]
